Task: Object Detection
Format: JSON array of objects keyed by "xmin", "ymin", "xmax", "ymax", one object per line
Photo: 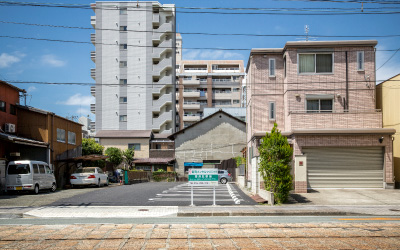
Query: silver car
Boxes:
[
  {"xmin": 70, "ymin": 167, "xmax": 109, "ymax": 188},
  {"xmin": 218, "ymin": 170, "xmax": 232, "ymax": 184}
]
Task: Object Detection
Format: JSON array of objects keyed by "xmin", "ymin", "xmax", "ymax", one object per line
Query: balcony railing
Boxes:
[
  {"xmin": 184, "ymin": 67, "xmax": 207, "ymax": 71},
  {"xmin": 152, "ymin": 23, "xmax": 172, "ymax": 41},
  {"xmin": 152, "ymin": 58, "xmax": 172, "ymax": 76},
  {"xmin": 90, "ymin": 68, "xmax": 95, "ymax": 80},
  {"xmin": 288, "ymin": 109, "xmax": 382, "ymax": 130},
  {"xmin": 152, "ymin": 39, "xmax": 172, "ymax": 59},
  {"xmin": 152, "ymin": 13, "xmax": 160, "ymax": 23},
  {"xmin": 183, "ymin": 102, "xmax": 201, "ymax": 110},
  {"xmin": 90, "ymin": 86, "xmax": 95, "ymax": 97},
  {"xmin": 91, "ymin": 16, "xmax": 96, "ymax": 29},
  {"xmin": 183, "ymin": 114, "xmax": 201, "ymax": 122},
  {"xmin": 152, "ymin": 93, "xmax": 172, "ymax": 111},
  {"xmin": 152, "ymin": 110, "xmax": 173, "ymax": 130},
  {"xmin": 90, "ymin": 33, "xmax": 95, "ymax": 45},
  {"xmin": 152, "ymin": 77, "xmax": 172, "ymax": 95},
  {"xmin": 90, "ymin": 104, "xmax": 95, "ymax": 114},
  {"xmin": 90, "ymin": 51, "xmax": 96, "ymax": 63}
]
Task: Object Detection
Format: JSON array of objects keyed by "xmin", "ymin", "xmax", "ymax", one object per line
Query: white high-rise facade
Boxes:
[{"xmin": 90, "ymin": 1, "xmax": 176, "ymax": 134}]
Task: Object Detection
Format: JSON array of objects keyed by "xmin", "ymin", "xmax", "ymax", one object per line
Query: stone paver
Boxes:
[{"xmin": 1, "ymin": 223, "xmax": 400, "ymax": 249}]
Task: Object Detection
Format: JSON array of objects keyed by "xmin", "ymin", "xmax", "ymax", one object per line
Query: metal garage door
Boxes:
[{"xmin": 303, "ymin": 147, "xmax": 384, "ymax": 189}]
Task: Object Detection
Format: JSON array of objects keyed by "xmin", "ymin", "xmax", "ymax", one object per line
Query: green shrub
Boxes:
[{"xmin": 152, "ymin": 170, "xmax": 177, "ymax": 182}]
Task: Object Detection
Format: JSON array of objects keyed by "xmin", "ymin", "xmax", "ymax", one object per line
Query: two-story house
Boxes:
[{"xmin": 247, "ymin": 40, "xmax": 395, "ymax": 194}]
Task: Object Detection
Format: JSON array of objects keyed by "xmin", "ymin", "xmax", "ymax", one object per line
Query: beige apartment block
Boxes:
[
  {"xmin": 176, "ymin": 60, "xmax": 245, "ymax": 130},
  {"xmin": 247, "ymin": 40, "xmax": 395, "ymax": 194},
  {"xmin": 377, "ymin": 73, "xmax": 400, "ymax": 188}
]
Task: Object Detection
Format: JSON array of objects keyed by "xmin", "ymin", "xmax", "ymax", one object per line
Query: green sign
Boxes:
[{"xmin": 188, "ymin": 168, "xmax": 218, "ymax": 186}]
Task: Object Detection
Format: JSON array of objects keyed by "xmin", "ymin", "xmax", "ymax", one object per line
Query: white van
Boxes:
[{"xmin": 6, "ymin": 160, "xmax": 57, "ymax": 194}]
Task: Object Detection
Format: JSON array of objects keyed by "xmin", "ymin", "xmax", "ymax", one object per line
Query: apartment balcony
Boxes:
[
  {"xmin": 183, "ymin": 91, "xmax": 200, "ymax": 98},
  {"xmin": 152, "ymin": 39, "xmax": 172, "ymax": 59},
  {"xmin": 152, "ymin": 23, "xmax": 172, "ymax": 41},
  {"xmin": 183, "ymin": 114, "xmax": 201, "ymax": 122},
  {"xmin": 90, "ymin": 121, "xmax": 95, "ymax": 132},
  {"xmin": 91, "ymin": 86, "xmax": 95, "ymax": 97},
  {"xmin": 91, "ymin": 33, "xmax": 96, "ymax": 45},
  {"xmin": 152, "ymin": 77, "xmax": 172, "ymax": 95},
  {"xmin": 152, "ymin": 58, "xmax": 172, "ymax": 76},
  {"xmin": 213, "ymin": 92, "xmax": 233, "ymax": 99},
  {"xmin": 212, "ymin": 67, "xmax": 240, "ymax": 73},
  {"xmin": 183, "ymin": 102, "xmax": 201, "ymax": 110},
  {"xmin": 152, "ymin": 93, "xmax": 172, "ymax": 111},
  {"xmin": 183, "ymin": 67, "xmax": 207, "ymax": 73},
  {"xmin": 183, "ymin": 79, "xmax": 202, "ymax": 86},
  {"xmin": 90, "ymin": 104, "xmax": 95, "ymax": 114},
  {"xmin": 91, "ymin": 16, "xmax": 96, "ymax": 29},
  {"xmin": 152, "ymin": 110, "xmax": 173, "ymax": 130},
  {"xmin": 90, "ymin": 68, "xmax": 96, "ymax": 80},
  {"xmin": 91, "ymin": 51, "xmax": 96, "ymax": 63},
  {"xmin": 152, "ymin": 13, "xmax": 160, "ymax": 24},
  {"xmin": 288, "ymin": 110, "xmax": 382, "ymax": 131}
]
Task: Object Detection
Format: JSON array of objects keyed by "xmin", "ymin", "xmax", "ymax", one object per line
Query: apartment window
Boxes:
[
  {"xmin": 233, "ymin": 88, "xmax": 240, "ymax": 92},
  {"xmin": 119, "ymin": 7, "xmax": 127, "ymax": 14},
  {"xmin": 128, "ymin": 143, "xmax": 141, "ymax": 150},
  {"xmin": 120, "ymin": 26, "xmax": 128, "ymax": 31},
  {"xmin": 57, "ymin": 128, "xmax": 66, "ymax": 143},
  {"xmin": 183, "ymin": 76, "xmax": 192, "ymax": 80},
  {"xmin": 306, "ymin": 97, "xmax": 333, "ymax": 113},
  {"xmin": 120, "ymin": 97, "xmax": 127, "ymax": 103},
  {"xmin": 233, "ymin": 100, "xmax": 240, "ymax": 104},
  {"xmin": 269, "ymin": 102, "xmax": 276, "ymax": 120},
  {"xmin": 120, "ymin": 79, "xmax": 127, "ymax": 85},
  {"xmin": 232, "ymin": 76, "xmax": 240, "ymax": 81},
  {"xmin": 299, "ymin": 53, "xmax": 333, "ymax": 74},
  {"xmin": 0, "ymin": 100, "xmax": 5, "ymax": 112},
  {"xmin": 120, "ymin": 44, "xmax": 128, "ymax": 50},
  {"xmin": 68, "ymin": 131, "xmax": 76, "ymax": 145},
  {"xmin": 269, "ymin": 58, "xmax": 276, "ymax": 77},
  {"xmin": 119, "ymin": 115, "xmax": 127, "ymax": 122},
  {"xmin": 357, "ymin": 51, "xmax": 364, "ymax": 71},
  {"xmin": 119, "ymin": 61, "xmax": 127, "ymax": 68},
  {"xmin": 10, "ymin": 104, "xmax": 16, "ymax": 115}
]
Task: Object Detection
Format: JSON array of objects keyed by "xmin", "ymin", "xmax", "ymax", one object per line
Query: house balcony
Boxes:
[
  {"xmin": 90, "ymin": 68, "xmax": 96, "ymax": 80},
  {"xmin": 183, "ymin": 91, "xmax": 200, "ymax": 98},
  {"xmin": 91, "ymin": 51, "xmax": 96, "ymax": 63},
  {"xmin": 152, "ymin": 23, "xmax": 172, "ymax": 41},
  {"xmin": 183, "ymin": 114, "xmax": 201, "ymax": 122},
  {"xmin": 91, "ymin": 16, "xmax": 96, "ymax": 29},
  {"xmin": 152, "ymin": 58, "xmax": 172, "ymax": 76},
  {"xmin": 288, "ymin": 110, "xmax": 383, "ymax": 131},
  {"xmin": 152, "ymin": 39, "xmax": 172, "ymax": 59},
  {"xmin": 152, "ymin": 110, "xmax": 173, "ymax": 130},
  {"xmin": 91, "ymin": 33, "xmax": 96, "ymax": 45},
  {"xmin": 183, "ymin": 102, "xmax": 200, "ymax": 110},
  {"xmin": 152, "ymin": 13, "xmax": 160, "ymax": 24},
  {"xmin": 90, "ymin": 104, "xmax": 95, "ymax": 114},
  {"xmin": 152, "ymin": 93, "xmax": 172, "ymax": 111},
  {"xmin": 91, "ymin": 86, "xmax": 95, "ymax": 97}
]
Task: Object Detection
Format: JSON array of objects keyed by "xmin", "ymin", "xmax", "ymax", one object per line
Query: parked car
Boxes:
[
  {"xmin": 218, "ymin": 170, "xmax": 232, "ymax": 184},
  {"xmin": 70, "ymin": 167, "xmax": 109, "ymax": 188},
  {"xmin": 6, "ymin": 160, "xmax": 57, "ymax": 194}
]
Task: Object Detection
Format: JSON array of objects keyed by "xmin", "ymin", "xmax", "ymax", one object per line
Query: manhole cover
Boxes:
[{"xmin": 138, "ymin": 209, "xmax": 149, "ymax": 212}]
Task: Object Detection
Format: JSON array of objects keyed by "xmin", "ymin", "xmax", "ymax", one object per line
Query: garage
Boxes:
[{"xmin": 303, "ymin": 147, "xmax": 384, "ymax": 189}]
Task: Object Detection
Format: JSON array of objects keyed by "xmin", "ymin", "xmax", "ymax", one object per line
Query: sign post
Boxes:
[{"xmin": 188, "ymin": 168, "xmax": 219, "ymax": 206}]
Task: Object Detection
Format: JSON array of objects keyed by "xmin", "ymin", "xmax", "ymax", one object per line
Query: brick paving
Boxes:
[{"xmin": 0, "ymin": 223, "xmax": 400, "ymax": 249}]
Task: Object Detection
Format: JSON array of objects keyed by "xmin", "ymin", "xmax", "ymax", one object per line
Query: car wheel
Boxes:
[
  {"xmin": 105, "ymin": 178, "xmax": 109, "ymax": 186},
  {"xmin": 33, "ymin": 185, "xmax": 39, "ymax": 194},
  {"xmin": 97, "ymin": 179, "xmax": 101, "ymax": 188},
  {"xmin": 220, "ymin": 178, "xmax": 227, "ymax": 184},
  {"xmin": 50, "ymin": 183, "xmax": 56, "ymax": 192}
]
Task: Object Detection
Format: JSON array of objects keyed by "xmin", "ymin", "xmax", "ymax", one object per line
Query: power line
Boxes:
[
  {"xmin": 376, "ymin": 47, "xmax": 400, "ymax": 71},
  {"xmin": 2, "ymin": 20, "xmax": 400, "ymax": 39}
]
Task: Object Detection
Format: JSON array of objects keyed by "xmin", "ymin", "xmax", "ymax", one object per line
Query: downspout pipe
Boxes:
[{"xmin": 345, "ymin": 51, "xmax": 349, "ymax": 111}]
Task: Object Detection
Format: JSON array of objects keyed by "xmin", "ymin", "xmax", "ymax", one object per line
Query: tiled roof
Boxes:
[{"xmin": 96, "ymin": 130, "xmax": 152, "ymax": 138}]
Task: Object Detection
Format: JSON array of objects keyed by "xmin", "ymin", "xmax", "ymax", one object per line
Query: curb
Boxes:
[{"xmin": 177, "ymin": 210, "xmax": 354, "ymax": 217}]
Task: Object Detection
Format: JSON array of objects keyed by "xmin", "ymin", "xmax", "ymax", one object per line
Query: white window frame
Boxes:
[
  {"xmin": 269, "ymin": 102, "xmax": 276, "ymax": 121},
  {"xmin": 357, "ymin": 51, "xmax": 364, "ymax": 71},
  {"xmin": 298, "ymin": 53, "xmax": 334, "ymax": 75},
  {"xmin": 119, "ymin": 115, "xmax": 127, "ymax": 122},
  {"xmin": 68, "ymin": 131, "xmax": 76, "ymax": 145},
  {"xmin": 56, "ymin": 128, "xmax": 66, "ymax": 143},
  {"xmin": 305, "ymin": 95, "xmax": 334, "ymax": 113},
  {"xmin": 269, "ymin": 58, "xmax": 276, "ymax": 77}
]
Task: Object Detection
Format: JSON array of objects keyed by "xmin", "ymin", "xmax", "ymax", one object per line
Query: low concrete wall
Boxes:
[{"xmin": 236, "ymin": 175, "xmax": 246, "ymax": 189}]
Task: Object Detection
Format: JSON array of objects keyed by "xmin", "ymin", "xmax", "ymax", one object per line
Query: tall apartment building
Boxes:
[
  {"xmin": 246, "ymin": 40, "xmax": 395, "ymax": 194},
  {"xmin": 90, "ymin": 1, "xmax": 176, "ymax": 134},
  {"xmin": 175, "ymin": 60, "xmax": 245, "ymax": 129}
]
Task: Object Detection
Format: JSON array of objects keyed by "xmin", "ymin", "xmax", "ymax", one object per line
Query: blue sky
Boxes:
[{"xmin": 0, "ymin": 0, "xmax": 399, "ymax": 121}]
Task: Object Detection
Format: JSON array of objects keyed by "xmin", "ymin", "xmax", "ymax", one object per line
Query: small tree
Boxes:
[
  {"xmin": 122, "ymin": 148, "xmax": 135, "ymax": 170},
  {"xmin": 105, "ymin": 147, "xmax": 123, "ymax": 169},
  {"xmin": 82, "ymin": 138, "xmax": 104, "ymax": 155},
  {"xmin": 258, "ymin": 123, "xmax": 293, "ymax": 204}
]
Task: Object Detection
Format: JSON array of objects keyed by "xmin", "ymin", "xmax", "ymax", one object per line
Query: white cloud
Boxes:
[
  {"xmin": 27, "ymin": 86, "xmax": 37, "ymax": 93},
  {"xmin": 58, "ymin": 93, "xmax": 94, "ymax": 106},
  {"xmin": 75, "ymin": 107, "xmax": 91, "ymax": 116},
  {"xmin": 376, "ymin": 46, "xmax": 400, "ymax": 83},
  {"xmin": 41, "ymin": 54, "xmax": 66, "ymax": 67},
  {"xmin": 0, "ymin": 52, "xmax": 25, "ymax": 68},
  {"xmin": 183, "ymin": 49, "xmax": 244, "ymax": 60}
]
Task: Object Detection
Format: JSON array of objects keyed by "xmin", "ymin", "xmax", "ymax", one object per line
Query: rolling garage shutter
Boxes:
[{"xmin": 303, "ymin": 147, "xmax": 384, "ymax": 189}]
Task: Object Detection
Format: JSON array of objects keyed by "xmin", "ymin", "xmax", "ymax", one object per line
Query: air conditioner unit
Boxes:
[{"xmin": 5, "ymin": 123, "xmax": 16, "ymax": 133}]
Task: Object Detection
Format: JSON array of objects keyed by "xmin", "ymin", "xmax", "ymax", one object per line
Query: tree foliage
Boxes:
[
  {"xmin": 82, "ymin": 138, "xmax": 104, "ymax": 156},
  {"xmin": 258, "ymin": 123, "xmax": 293, "ymax": 204},
  {"xmin": 122, "ymin": 148, "xmax": 135, "ymax": 170},
  {"xmin": 105, "ymin": 147, "xmax": 123, "ymax": 168}
]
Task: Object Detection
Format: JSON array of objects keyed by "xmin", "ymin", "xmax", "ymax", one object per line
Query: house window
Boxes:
[
  {"xmin": 120, "ymin": 26, "xmax": 128, "ymax": 31},
  {"xmin": 68, "ymin": 131, "xmax": 76, "ymax": 145},
  {"xmin": 269, "ymin": 58, "xmax": 276, "ymax": 77},
  {"xmin": 269, "ymin": 102, "xmax": 276, "ymax": 120},
  {"xmin": 57, "ymin": 128, "xmax": 66, "ymax": 143},
  {"xmin": 128, "ymin": 143, "xmax": 141, "ymax": 150},
  {"xmin": 119, "ymin": 115, "xmax": 127, "ymax": 122},
  {"xmin": 120, "ymin": 79, "xmax": 127, "ymax": 85},
  {"xmin": 120, "ymin": 7, "xmax": 127, "ymax": 14},
  {"xmin": 119, "ymin": 61, "xmax": 127, "ymax": 68},
  {"xmin": 357, "ymin": 51, "xmax": 364, "ymax": 71},
  {"xmin": 0, "ymin": 100, "xmax": 5, "ymax": 112},
  {"xmin": 283, "ymin": 56, "xmax": 287, "ymax": 78},
  {"xmin": 120, "ymin": 44, "xmax": 128, "ymax": 50},
  {"xmin": 299, "ymin": 53, "xmax": 333, "ymax": 74},
  {"xmin": 120, "ymin": 97, "xmax": 127, "ymax": 103},
  {"xmin": 10, "ymin": 104, "xmax": 16, "ymax": 115},
  {"xmin": 306, "ymin": 97, "xmax": 333, "ymax": 113}
]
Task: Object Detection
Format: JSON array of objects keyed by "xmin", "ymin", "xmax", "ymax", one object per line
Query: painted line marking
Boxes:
[{"xmin": 336, "ymin": 218, "xmax": 400, "ymax": 221}]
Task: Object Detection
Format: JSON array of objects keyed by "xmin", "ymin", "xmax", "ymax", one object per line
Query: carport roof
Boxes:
[{"xmin": 0, "ymin": 132, "xmax": 48, "ymax": 147}]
